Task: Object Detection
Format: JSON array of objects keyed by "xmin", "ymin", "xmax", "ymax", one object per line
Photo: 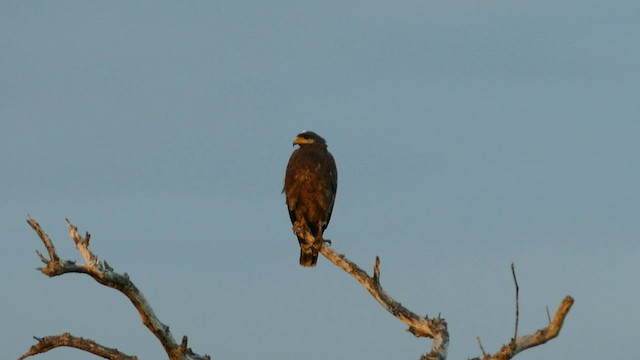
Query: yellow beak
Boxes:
[{"xmin": 293, "ymin": 136, "xmax": 314, "ymax": 146}]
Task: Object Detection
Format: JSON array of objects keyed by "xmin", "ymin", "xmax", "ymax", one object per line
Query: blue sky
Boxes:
[{"xmin": 2, "ymin": 2, "xmax": 639, "ymax": 359}]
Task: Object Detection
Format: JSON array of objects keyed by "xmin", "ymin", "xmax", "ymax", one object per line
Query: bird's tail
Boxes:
[
  {"xmin": 298, "ymin": 233, "xmax": 323, "ymax": 267},
  {"xmin": 299, "ymin": 247, "xmax": 318, "ymax": 267}
]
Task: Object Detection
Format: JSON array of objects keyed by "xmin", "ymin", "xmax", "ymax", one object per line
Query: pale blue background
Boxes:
[{"xmin": 2, "ymin": 2, "xmax": 639, "ymax": 359}]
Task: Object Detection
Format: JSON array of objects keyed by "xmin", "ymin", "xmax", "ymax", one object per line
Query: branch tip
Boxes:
[
  {"xmin": 373, "ymin": 256, "xmax": 381, "ymax": 284},
  {"xmin": 511, "ymin": 262, "xmax": 520, "ymax": 342},
  {"xmin": 179, "ymin": 336, "xmax": 189, "ymax": 353},
  {"xmin": 35, "ymin": 250, "xmax": 48, "ymax": 264},
  {"xmin": 477, "ymin": 336, "xmax": 487, "ymax": 357}
]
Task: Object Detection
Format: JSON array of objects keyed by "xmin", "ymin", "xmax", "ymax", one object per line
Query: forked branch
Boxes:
[
  {"xmin": 473, "ymin": 296, "xmax": 574, "ymax": 360},
  {"xmin": 470, "ymin": 263, "xmax": 574, "ymax": 360},
  {"xmin": 319, "ymin": 240, "xmax": 573, "ymax": 360},
  {"xmin": 21, "ymin": 218, "xmax": 210, "ymax": 360}
]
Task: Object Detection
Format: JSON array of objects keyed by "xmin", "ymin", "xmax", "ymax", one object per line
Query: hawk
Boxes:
[{"xmin": 284, "ymin": 131, "xmax": 338, "ymax": 267}]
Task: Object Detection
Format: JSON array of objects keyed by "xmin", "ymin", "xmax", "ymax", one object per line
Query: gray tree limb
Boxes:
[
  {"xmin": 21, "ymin": 218, "xmax": 210, "ymax": 360},
  {"xmin": 19, "ymin": 333, "xmax": 137, "ymax": 360},
  {"xmin": 319, "ymin": 242, "xmax": 449, "ymax": 360},
  {"xmin": 471, "ymin": 296, "xmax": 575, "ymax": 360},
  {"xmin": 318, "ymin": 240, "xmax": 573, "ymax": 360},
  {"xmin": 22, "ymin": 218, "xmax": 573, "ymax": 360}
]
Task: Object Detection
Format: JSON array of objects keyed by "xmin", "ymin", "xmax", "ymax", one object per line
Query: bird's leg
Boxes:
[
  {"xmin": 292, "ymin": 220, "xmax": 305, "ymax": 238},
  {"xmin": 319, "ymin": 221, "xmax": 331, "ymax": 245},
  {"xmin": 313, "ymin": 225, "xmax": 330, "ymax": 250}
]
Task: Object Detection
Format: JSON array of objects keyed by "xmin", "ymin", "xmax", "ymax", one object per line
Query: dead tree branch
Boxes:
[
  {"xmin": 477, "ymin": 296, "xmax": 575, "ymax": 360},
  {"xmin": 22, "ymin": 218, "xmax": 210, "ymax": 360},
  {"xmin": 469, "ymin": 264, "xmax": 574, "ymax": 360},
  {"xmin": 23, "ymin": 218, "xmax": 573, "ymax": 360},
  {"xmin": 318, "ymin": 241, "xmax": 449, "ymax": 360},
  {"xmin": 319, "ymin": 240, "xmax": 573, "ymax": 360},
  {"xmin": 511, "ymin": 262, "xmax": 520, "ymax": 342},
  {"xmin": 477, "ymin": 337, "xmax": 487, "ymax": 358},
  {"xmin": 18, "ymin": 333, "xmax": 137, "ymax": 360}
]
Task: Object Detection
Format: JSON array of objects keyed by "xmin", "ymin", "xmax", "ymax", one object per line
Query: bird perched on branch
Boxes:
[{"xmin": 284, "ymin": 131, "xmax": 338, "ymax": 267}]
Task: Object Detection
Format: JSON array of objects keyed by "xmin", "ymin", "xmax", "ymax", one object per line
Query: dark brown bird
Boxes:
[{"xmin": 284, "ymin": 131, "xmax": 338, "ymax": 267}]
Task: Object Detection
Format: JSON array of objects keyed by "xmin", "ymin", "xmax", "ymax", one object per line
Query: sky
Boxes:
[{"xmin": 1, "ymin": 1, "xmax": 639, "ymax": 359}]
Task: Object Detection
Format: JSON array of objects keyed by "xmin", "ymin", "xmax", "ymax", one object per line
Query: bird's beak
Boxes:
[{"xmin": 293, "ymin": 136, "xmax": 312, "ymax": 146}]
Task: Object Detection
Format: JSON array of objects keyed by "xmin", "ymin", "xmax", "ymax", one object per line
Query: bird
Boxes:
[{"xmin": 284, "ymin": 131, "xmax": 338, "ymax": 267}]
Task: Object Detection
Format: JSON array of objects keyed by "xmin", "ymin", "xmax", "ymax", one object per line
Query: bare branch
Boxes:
[
  {"xmin": 477, "ymin": 337, "xmax": 487, "ymax": 357},
  {"xmin": 472, "ymin": 296, "xmax": 574, "ymax": 360},
  {"xmin": 319, "ymin": 241, "xmax": 449, "ymax": 360},
  {"xmin": 510, "ymin": 263, "xmax": 519, "ymax": 342},
  {"xmin": 25, "ymin": 218, "xmax": 210, "ymax": 360},
  {"xmin": 18, "ymin": 333, "xmax": 137, "ymax": 360},
  {"xmin": 373, "ymin": 256, "xmax": 381, "ymax": 285},
  {"xmin": 27, "ymin": 218, "xmax": 59, "ymax": 268},
  {"xmin": 66, "ymin": 218, "xmax": 99, "ymax": 268},
  {"xmin": 320, "ymin": 239, "xmax": 572, "ymax": 360}
]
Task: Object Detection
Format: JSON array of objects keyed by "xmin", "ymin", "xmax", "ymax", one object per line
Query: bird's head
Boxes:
[{"xmin": 293, "ymin": 131, "xmax": 327, "ymax": 147}]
